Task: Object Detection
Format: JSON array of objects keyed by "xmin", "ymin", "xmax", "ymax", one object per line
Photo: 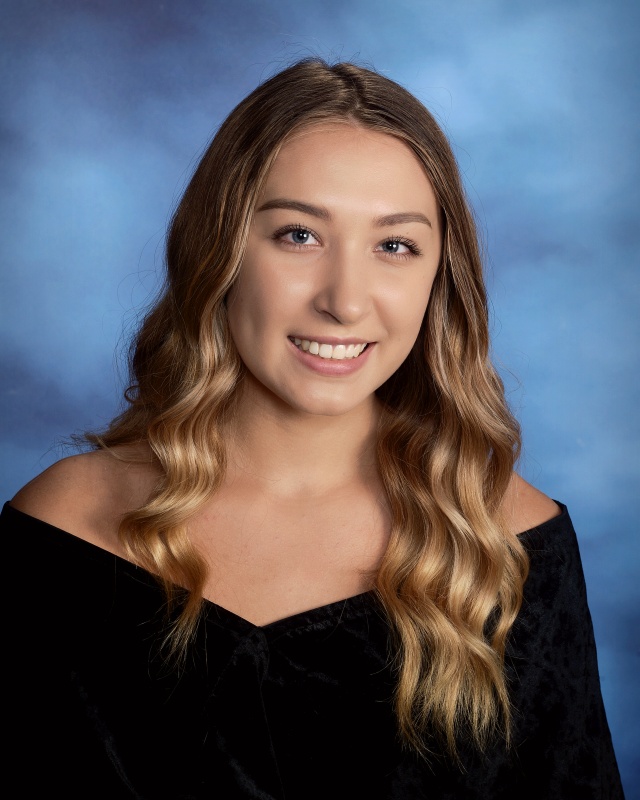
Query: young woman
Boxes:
[{"xmin": 4, "ymin": 59, "xmax": 624, "ymax": 798}]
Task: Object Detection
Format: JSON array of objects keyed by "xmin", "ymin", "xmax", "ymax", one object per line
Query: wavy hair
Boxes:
[{"xmin": 89, "ymin": 58, "xmax": 528, "ymax": 758}]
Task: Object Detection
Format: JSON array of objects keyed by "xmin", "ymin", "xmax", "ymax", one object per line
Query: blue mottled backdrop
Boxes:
[{"xmin": 1, "ymin": 0, "xmax": 638, "ymax": 792}]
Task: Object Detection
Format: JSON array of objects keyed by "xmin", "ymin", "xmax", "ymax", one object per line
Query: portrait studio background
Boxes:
[{"xmin": 1, "ymin": 0, "xmax": 638, "ymax": 793}]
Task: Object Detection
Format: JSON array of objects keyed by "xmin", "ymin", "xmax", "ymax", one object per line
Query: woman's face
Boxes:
[{"xmin": 227, "ymin": 123, "xmax": 442, "ymax": 419}]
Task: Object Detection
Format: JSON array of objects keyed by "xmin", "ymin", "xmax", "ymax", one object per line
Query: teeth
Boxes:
[{"xmin": 291, "ymin": 338, "xmax": 368, "ymax": 360}]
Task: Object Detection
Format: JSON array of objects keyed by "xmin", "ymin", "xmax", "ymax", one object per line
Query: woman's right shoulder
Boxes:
[
  {"xmin": 9, "ymin": 447, "xmax": 160, "ymax": 550},
  {"xmin": 11, "ymin": 451, "xmax": 115, "ymax": 516}
]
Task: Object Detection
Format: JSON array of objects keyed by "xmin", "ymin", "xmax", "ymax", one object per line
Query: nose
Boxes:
[{"xmin": 312, "ymin": 244, "xmax": 372, "ymax": 325}]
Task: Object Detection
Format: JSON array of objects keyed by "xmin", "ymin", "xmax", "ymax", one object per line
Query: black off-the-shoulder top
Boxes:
[{"xmin": 2, "ymin": 501, "xmax": 624, "ymax": 799}]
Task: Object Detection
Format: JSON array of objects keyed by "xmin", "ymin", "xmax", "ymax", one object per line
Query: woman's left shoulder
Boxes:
[{"xmin": 500, "ymin": 473, "xmax": 562, "ymax": 536}]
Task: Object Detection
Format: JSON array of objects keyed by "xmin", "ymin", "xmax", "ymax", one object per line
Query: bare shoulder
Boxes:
[
  {"xmin": 500, "ymin": 473, "xmax": 562, "ymax": 536},
  {"xmin": 10, "ymin": 445, "xmax": 160, "ymax": 551}
]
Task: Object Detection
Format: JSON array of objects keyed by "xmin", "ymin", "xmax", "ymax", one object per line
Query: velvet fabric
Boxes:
[{"xmin": 4, "ymin": 501, "xmax": 624, "ymax": 798}]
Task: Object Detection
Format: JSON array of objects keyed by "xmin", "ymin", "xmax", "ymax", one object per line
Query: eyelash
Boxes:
[
  {"xmin": 272, "ymin": 224, "xmax": 321, "ymax": 248},
  {"xmin": 272, "ymin": 224, "xmax": 422, "ymax": 259},
  {"xmin": 383, "ymin": 236, "xmax": 423, "ymax": 259}
]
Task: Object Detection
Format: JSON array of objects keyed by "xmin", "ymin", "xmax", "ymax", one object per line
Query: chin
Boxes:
[
  {"xmin": 281, "ymin": 388, "xmax": 373, "ymax": 419},
  {"xmin": 290, "ymin": 399, "xmax": 363, "ymax": 418},
  {"xmin": 241, "ymin": 369, "xmax": 378, "ymax": 419}
]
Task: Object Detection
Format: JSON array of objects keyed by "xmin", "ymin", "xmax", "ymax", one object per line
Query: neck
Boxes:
[{"xmin": 225, "ymin": 383, "xmax": 381, "ymax": 498}]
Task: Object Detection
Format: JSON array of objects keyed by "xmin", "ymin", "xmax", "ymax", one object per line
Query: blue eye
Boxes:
[
  {"xmin": 273, "ymin": 225, "xmax": 320, "ymax": 247},
  {"xmin": 290, "ymin": 228, "xmax": 311, "ymax": 244},
  {"xmin": 382, "ymin": 240, "xmax": 402, "ymax": 253},
  {"xmin": 377, "ymin": 237, "xmax": 421, "ymax": 257}
]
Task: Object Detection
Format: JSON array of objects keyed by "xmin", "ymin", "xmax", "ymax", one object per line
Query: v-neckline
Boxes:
[{"xmin": 3, "ymin": 500, "xmax": 569, "ymax": 633}]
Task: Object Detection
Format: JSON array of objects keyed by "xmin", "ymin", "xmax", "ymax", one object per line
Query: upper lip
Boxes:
[{"xmin": 289, "ymin": 335, "xmax": 372, "ymax": 346}]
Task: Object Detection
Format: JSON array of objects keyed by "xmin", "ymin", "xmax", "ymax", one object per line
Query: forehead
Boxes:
[{"xmin": 259, "ymin": 122, "xmax": 438, "ymax": 214}]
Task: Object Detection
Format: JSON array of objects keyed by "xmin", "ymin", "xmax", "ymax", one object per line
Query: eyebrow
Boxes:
[
  {"xmin": 256, "ymin": 198, "xmax": 432, "ymax": 228},
  {"xmin": 257, "ymin": 198, "xmax": 331, "ymax": 220},
  {"xmin": 376, "ymin": 211, "xmax": 432, "ymax": 228}
]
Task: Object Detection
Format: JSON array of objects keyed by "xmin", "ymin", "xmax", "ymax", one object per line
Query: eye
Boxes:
[
  {"xmin": 273, "ymin": 224, "xmax": 321, "ymax": 248},
  {"xmin": 289, "ymin": 228, "xmax": 313, "ymax": 245},
  {"xmin": 376, "ymin": 237, "xmax": 422, "ymax": 258}
]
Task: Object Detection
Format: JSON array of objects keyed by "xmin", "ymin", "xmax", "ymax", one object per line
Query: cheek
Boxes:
[
  {"xmin": 384, "ymin": 278, "xmax": 435, "ymax": 341},
  {"xmin": 227, "ymin": 263, "xmax": 269, "ymax": 335},
  {"xmin": 226, "ymin": 279, "xmax": 258, "ymax": 355},
  {"xmin": 229, "ymin": 251, "xmax": 305, "ymax": 325}
]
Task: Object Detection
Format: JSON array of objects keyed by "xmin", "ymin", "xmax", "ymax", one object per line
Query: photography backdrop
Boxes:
[{"xmin": 1, "ymin": 0, "xmax": 638, "ymax": 792}]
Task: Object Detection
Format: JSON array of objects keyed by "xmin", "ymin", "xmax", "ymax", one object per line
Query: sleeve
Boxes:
[{"xmin": 508, "ymin": 511, "xmax": 626, "ymax": 799}]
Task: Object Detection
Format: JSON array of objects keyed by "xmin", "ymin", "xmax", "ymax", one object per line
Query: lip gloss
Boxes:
[{"xmin": 288, "ymin": 338, "xmax": 374, "ymax": 376}]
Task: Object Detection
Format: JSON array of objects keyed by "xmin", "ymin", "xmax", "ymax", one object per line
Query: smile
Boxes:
[{"xmin": 289, "ymin": 337, "xmax": 369, "ymax": 360}]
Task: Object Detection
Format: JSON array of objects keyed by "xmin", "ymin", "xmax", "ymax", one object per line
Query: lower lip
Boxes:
[{"xmin": 288, "ymin": 339, "xmax": 375, "ymax": 376}]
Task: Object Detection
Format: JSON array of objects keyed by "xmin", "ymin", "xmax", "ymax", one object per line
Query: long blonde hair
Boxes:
[{"xmin": 89, "ymin": 59, "xmax": 528, "ymax": 758}]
